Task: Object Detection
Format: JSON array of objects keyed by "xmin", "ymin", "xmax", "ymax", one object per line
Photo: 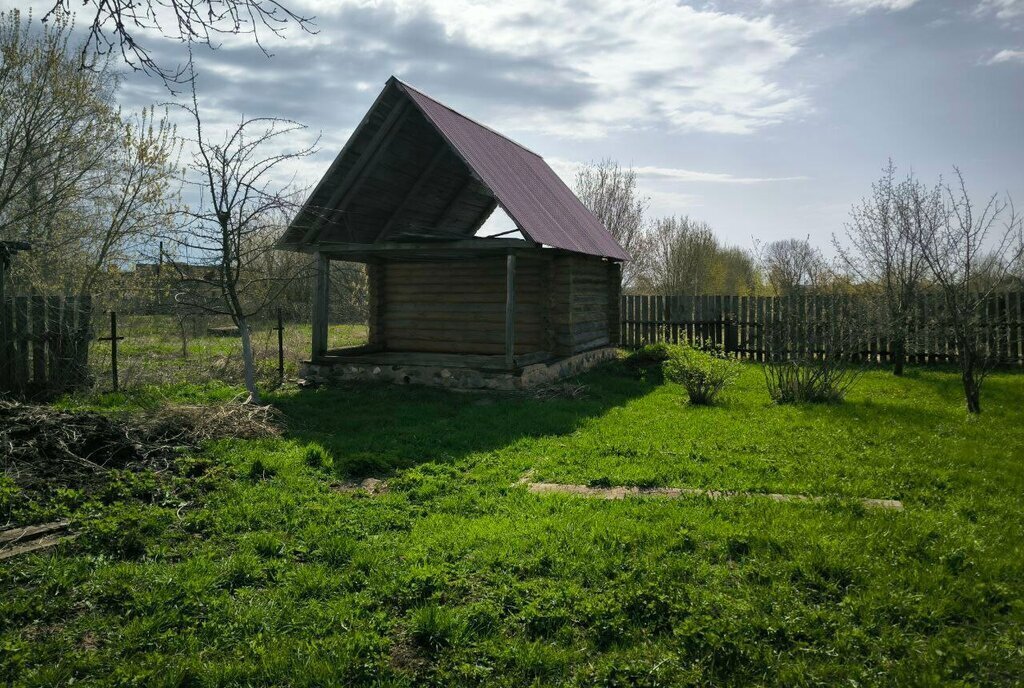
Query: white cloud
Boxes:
[
  {"xmin": 829, "ymin": 0, "xmax": 921, "ymax": 11},
  {"xmin": 548, "ymin": 158, "xmax": 807, "ymax": 185},
  {"xmin": 977, "ymin": 0, "xmax": 1024, "ymax": 20},
  {"xmin": 300, "ymin": 0, "xmax": 807, "ymax": 137},
  {"xmin": 987, "ymin": 48, "xmax": 1024, "ymax": 64}
]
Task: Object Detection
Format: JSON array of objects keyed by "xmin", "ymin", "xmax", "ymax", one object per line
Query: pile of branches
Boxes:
[
  {"xmin": 135, "ymin": 403, "xmax": 285, "ymax": 446},
  {"xmin": 1, "ymin": 400, "xmax": 155, "ymax": 491},
  {"xmin": 0, "ymin": 399, "xmax": 284, "ymax": 493}
]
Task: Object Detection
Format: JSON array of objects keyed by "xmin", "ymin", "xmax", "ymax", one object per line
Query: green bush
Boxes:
[
  {"xmin": 763, "ymin": 358, "xmax": 861, "ymax": 404},
  {"xmin": 662, "ymin": 343, "xmax": 741, "ymax": 405},
  {"xmin": 625, "ymin": 342, "xmax": 674, "ymax": 367}
]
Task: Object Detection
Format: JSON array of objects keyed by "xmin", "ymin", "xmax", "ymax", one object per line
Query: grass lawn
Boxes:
[
  {"xmin": 2, "ymin": 360, "xmax": 1023, "ymax": 685},
  {"xmin": 89, "ymin": 315, "xmax": 367, "ymax": 389}
]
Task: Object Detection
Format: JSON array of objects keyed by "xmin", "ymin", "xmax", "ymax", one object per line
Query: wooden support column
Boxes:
[
  {"xmin": 607, "ymin": 261, "xmax": 622, "ymax": 346},
  {"xmin": 367, "ymin": 261, "xmax": 385, "ymax": 348},
  {"xmin": 505, "ymin": 252, "xmax": 517, "ymax": 369},
  {"xmin": 312, "ymin": 251, "xmax": 330, "ymax": 359}
]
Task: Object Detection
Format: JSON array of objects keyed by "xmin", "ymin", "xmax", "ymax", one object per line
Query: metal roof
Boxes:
[
  {"xmin": 395, "ymin": 80, "xmax": 629, "ymax": 261},
  {"xmin": 279, "ymin": 77, "xmax": 629, "ymax": 261}
]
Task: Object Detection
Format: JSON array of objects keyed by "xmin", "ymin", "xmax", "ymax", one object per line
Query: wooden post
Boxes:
[
  {"xmin": 71, "ymin": 294, "xmax": 93, "ymax": 386},
  {"xmin": 31, "ymin": 293, "xmax": 44, "ymax": 386},
  {"xmin": 95, "ymin": 309, "xmax": 125, "ymax": 392},
  {"xmin": 96, "ymin": 311, "xmax": 124, "ymax": 392},
  {"xmin": 14, "ymin": 296, "xmax": 28, "ymax": 391},
  {"xmin": 312, "ymin": 251, "xmax": 329, "ymax": 359},
  {"xmin": 608, "ymin": 261, "xmax": 621, "ymax": 346},
  {"xmin": 0, "ymin": 255, "xmax": 6, "ymax": 390},
  {"xmin": 46, "ymin": 296, "xmax": 61, "ymax": 381},
  {"xmin": 367, "ymin": 262, "xmax": 385, "ymax": 348},
  {"xmin": 277, "ymin": 307, "xmax": 285, "ymax": 381},
  {"xmin": 505, "ymin": 252, "xmax": 517, "ymax": 369},
  {"xmin": 110, "ymin": 311, "xmax": 119, "ymax": 392},
  {"xmin": 725, "ymin": 309, "xmax": 739, "ymax": 355}
]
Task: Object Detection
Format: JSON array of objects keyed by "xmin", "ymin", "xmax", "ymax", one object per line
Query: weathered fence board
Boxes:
[
  {"xmin": 0, "ymin": 294, "xmax": 92, "ymax": 395},
  {"xmin": 621, "ymin": 291, "xmax": 1024, "ymax": 366}
]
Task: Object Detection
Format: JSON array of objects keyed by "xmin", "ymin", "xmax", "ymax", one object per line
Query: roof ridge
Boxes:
[{"xmin": 391, "ymin": 77, "xmax": 543, "ymax": 159}]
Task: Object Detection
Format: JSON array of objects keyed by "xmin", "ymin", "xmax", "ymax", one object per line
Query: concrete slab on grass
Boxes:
[{"xmin": 521, "ymin": 479, "xmax": 903, "ymax": 510}]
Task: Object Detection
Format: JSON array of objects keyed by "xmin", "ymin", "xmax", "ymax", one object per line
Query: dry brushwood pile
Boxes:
[{"xmin": 0, "ymin": 399, "xmax": 284, "ymax": 494}]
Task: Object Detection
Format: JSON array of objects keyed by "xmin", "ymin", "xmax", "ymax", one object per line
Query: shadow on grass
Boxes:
[
  {"xmin": 895, "ymin": 365, "xmax": 1024, "ymax": 416},
  {"xmin": 269, "ymin": 362, "xmax": 657, "ymax": 477}
]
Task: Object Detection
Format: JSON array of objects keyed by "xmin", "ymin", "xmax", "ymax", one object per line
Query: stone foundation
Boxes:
[{"xmin": 300, "ymin": 347, "xmax": 619, "ymax": 391}]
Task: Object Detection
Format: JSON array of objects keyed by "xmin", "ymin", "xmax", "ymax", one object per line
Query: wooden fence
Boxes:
[
  {"xmin": 0, "ymin": 294, "xmax": 93, "ymax": 395},
  {"xmin": 620, "ymin": 292, "xmax": 1024, "ymax": 365}
]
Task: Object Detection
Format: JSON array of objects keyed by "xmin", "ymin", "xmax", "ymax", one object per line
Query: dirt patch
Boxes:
[
  {"xmin": 331, "ymin": 477, "xmax": 389, "ymax": 495},
  {"xmin": 520, "ymin": 477, "xmax": 903, "ymax": 510}
]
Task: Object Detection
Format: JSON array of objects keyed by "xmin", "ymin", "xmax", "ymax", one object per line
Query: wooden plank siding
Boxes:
[{"xmin": 0, "ymin": 294, "xmax": 93, "ymax": 395}]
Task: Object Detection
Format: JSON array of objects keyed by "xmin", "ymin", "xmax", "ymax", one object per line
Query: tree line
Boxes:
[
  {"xmin": 576, "ymin": 158, "xmax": 1024, "ymax": 413},
  {"xmin": 574, "ymin": 160, "xmax": 834, "ymax": 297}
]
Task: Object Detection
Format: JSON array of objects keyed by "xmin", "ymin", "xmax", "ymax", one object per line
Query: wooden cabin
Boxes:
[{"xmin": 277, "ymin": 77, "xmax": 629, "ymax": 389}]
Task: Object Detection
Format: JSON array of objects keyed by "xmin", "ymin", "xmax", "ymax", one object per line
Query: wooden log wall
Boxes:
[
  {"xmin": 376, "ymin": 257, "xmax": 548, "ymax": 355},
  {"xmin": 549, "ymin": 254, "xmax": 613, "ymax": 356}
]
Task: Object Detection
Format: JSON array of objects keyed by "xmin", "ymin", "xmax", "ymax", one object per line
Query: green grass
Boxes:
[
  {"xmin": 89, "ymin": 315, "xmax": 367, "ymax": 389},
  {"xmin": 2, "ymin": 362, "xmax": 1024, "ymax": 685}
]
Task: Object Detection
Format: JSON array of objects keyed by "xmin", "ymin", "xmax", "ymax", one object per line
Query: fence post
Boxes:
[
  {"xmin": 98, "ymin": 311, "xmax": 125, "ymax": 392},
  {"xmin": 31, "ymin": 293, "xmax": 44, "ymax": 386},
  {"xmin": 1, "ymin": 298, "xmax": 12, "ymax": 389},
  {"xmin": 14, "ymin": 296, "xmax": 28, "ymax": 391},
  {"xmin": 725, "ymin": 310, "xmax": 738, "ymax": 355},
  {"xmin": 277, "ymin": 306, "xmax": 285, "ymax": 381},
  {"xmin": 110, "ymin": 311, "xmax": 119, "ymax": 392}
]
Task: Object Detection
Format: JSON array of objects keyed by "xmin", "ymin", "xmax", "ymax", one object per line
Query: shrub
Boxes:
[
  {"xmin": 761, "ymin": 286, "xmax": 864, "ymax": 404},
  {"xmin": 625, "ymin": 342, "xmax": 674, "ymax": 367},
  {"xmin": 763, "ymin": 359, "xmax": 860, "ymax": 404},
  {"xmin": 662, "ymin": 344, "xmax": 740, "ymax": 405}
]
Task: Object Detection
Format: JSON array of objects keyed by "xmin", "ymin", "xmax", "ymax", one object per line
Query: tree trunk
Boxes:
[
  {"xmin": 177, "ymin": 315, "xmax": 189, "ymax": 359},
  {"xmin": 892, "ymin": 336, "xmax": 906, "ymax": 376},
  {"xmin": 237, "ymin": 315, "xmax": 261, "ymax": 405},
  {"xmin": 962, "ymin": 364, "xmax": 981, "ymax": 414}
]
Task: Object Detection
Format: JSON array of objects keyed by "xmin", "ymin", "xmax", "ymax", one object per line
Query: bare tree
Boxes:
[
  {"xmin": 642, "ymin": 215, "xmax": 718, "ymax": 294},
  {"xmin": 171, "ymin": 78, "xmax": 317, "ymax": 403},
  {"xmin": 913, "ymin": 169, "xmax": 1024, "ymax": 414},
  {"xmin": 44, "ymin": 0, "xmax": 316, "ymax": 84},
  {"xmin": 574, "ymin": 159, "xmax": 648, "ymax": 288},
  {"xmin": 836, "ymin": 161, "xmax": 938, "ymax": 375},
  {"xmin": 78, "ymin": 107, "xmax": 181, "ymax": 296},
  {"xmin": 761, "ymin": 237, "xmax": 825, "ymax": 296}
]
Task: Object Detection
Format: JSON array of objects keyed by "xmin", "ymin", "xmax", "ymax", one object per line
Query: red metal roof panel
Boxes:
[{"xmin": 396, "ymin": 80, "xmax": 630, "ymax": 261}]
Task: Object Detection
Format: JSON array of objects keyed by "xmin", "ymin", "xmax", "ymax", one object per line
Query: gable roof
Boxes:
[{"xmin": 278, "ymin": 77, "xmax": 629, "ymax": 261}]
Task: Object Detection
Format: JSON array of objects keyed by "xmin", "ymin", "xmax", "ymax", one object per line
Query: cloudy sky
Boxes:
[{"xmin": 12, "ymin": 0, "xmax": 1024, "ymax": 250}]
